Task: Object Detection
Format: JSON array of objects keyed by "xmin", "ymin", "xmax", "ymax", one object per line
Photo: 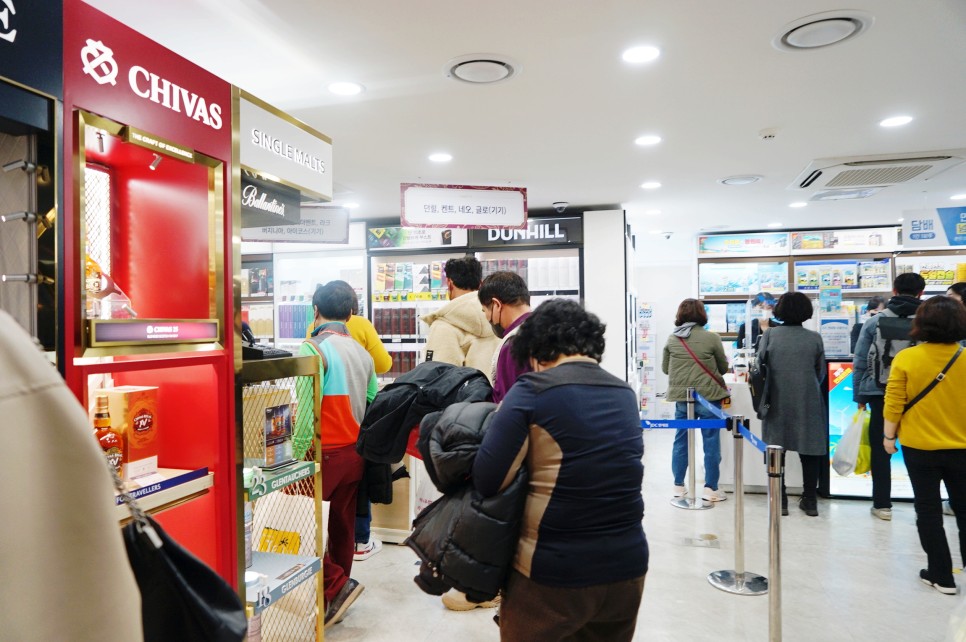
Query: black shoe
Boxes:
[
  {"xmin": 920, "ymin": 569, "xmax": 958, "ymax": 595},
  {"xmin": 781, "ymin": 506, "xmax": 789, "ymax": 516},
  {"xmin": 325, "ymin": 578, "xmax": 365, "ymax": 628},
  {"xmin": 799, "ymin": 497, "xmax": 818, "ymax": 517}
]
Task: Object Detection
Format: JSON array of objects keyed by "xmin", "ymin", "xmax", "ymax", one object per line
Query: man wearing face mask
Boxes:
[
  {"xmin": 422, "ymin": 256, "xmax": 498, "ymax": 380},
  {"xmin": 479, "ymin": 271, "xmax": 533, "ymax": 403}
]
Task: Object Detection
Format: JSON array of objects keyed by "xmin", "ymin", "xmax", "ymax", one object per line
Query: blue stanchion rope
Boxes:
[
  {"xmin": 737, "ymin": 422, "xmax": 768, "ymax": 453},
  {"xmin": 641, "ymin": 419, "xmax": 728, "ymax": 430},
  {"xmin": 692, "ymin": 391, "xmax": 731, "ymax": 420}
]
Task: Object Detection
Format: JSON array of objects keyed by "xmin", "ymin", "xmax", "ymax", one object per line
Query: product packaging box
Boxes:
[
  {"xmin": 375, "ymin": 263, "xmax": 386, "ymax": 293},
  {"xmin": 431, "ymin": 261, "xmax": 443, "ymax": 290},
  {"xmin": 390, "ymin": 307, "xmax": 400, "ymax": 336},
  {"xmin": 103, "ymin": 385, "xmax": 159, "ymax": 480},
  {"xmin": 263, "ymin": 404, "xmax": 295, "ymax": 470},
  {"xmin": 243, "ymin": 385, "xmax": 290, "ymax": 466},
  {"xmin": 384, "ymin": 263, "xmax": 396, "ymax": 295},
  {"xmin": 395, "ymin": 263, "xmax": 407, "ymax": 292}
]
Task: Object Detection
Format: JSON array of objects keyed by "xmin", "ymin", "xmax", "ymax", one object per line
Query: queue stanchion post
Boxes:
[
  {"xmin": 671, "ymin": 386, "xmax": 711, "ymax": 510},
  {"xmin": 708, "ymin": 416, "xmax": 767, "ymax": 595},
  {"xmin": 767, "ymin": 445, "xmax": 784, "ymax": 642}
]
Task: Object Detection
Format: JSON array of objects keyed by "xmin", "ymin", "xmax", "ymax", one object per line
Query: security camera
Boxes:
[
  {"xmin": 552, "ymin": 201, "xmax": 568, "ymax": 213},
  {"xmin": 663, "ymin": 232, "xmax": 673, "ymax": 240}
]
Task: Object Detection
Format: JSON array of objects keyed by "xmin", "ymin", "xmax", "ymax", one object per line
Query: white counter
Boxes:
[{"xmin": 719, "ymin": 380, "xmax": 803, "ymax": 494}]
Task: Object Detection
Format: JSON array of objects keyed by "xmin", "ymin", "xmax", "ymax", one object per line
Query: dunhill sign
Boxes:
[
  {"xmin": 470, "ymin": 217, "xmax": 582, "ymax": 248},
  {"xmin": 240, "ymin": 174, "xmax": 301, "ymax": 229}
]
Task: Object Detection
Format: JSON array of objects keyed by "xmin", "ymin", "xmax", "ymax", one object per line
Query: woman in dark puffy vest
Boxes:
[{"xmin": 473, "ymin": 299, "xmax": 648, "ymax": 642}]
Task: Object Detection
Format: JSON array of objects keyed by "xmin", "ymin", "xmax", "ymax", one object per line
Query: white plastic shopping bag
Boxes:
[{"xmin": 832, "ymin": 410, "xmax": 866, "ymax": 476}]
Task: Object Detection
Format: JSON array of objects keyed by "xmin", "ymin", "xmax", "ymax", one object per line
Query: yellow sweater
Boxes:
[{"xmin": 884, "ymin": 342, "xmax": 966, "ymax": 450}]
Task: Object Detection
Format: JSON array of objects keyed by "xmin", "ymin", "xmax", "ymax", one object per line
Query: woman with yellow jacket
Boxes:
[{"xmin": 883, "ymin": 296, "xmax": 966, "ymax": 595}]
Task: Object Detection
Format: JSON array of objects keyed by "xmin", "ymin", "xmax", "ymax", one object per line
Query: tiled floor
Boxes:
[{"xmin": 327, "ymin": 429, "xmax": 965, "ymax": 641}]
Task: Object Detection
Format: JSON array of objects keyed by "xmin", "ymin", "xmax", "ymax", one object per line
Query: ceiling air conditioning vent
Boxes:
[{"xmin": 789, "ymin": 150, "xmax": 966, "ymax": 192}]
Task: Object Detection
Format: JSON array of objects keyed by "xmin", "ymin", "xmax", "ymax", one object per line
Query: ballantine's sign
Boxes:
[
  {"xmin": 0, "ymin": 0, "xmax": 16, "ymax": 43},
  {"xmin": 242, "ymin": 184, "xmax": 287, "ymax": 217},
  {"xmin": 79, "ymin": 38, "xmax": 224, "ymax": 130},
  {"xmin": 240, "ymin": 173, "xmax": 301, "ymax": 228}
]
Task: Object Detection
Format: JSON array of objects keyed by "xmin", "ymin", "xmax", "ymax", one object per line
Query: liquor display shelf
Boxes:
[
  {"xmin": 114, "ymin": 467, "xmax": 213, "ymax": 523},
  {"xmin": 246, "ymin": 551, "xmax": 322, "ymax": 616},
  {"xmin": 244, "ymin": 461, "xmax": 319, "ymax": 501}
]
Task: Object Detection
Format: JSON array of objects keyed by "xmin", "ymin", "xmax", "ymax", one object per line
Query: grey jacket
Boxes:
[
  {"xmin": 758, "ymin": 325, "xmax": 827, "ymax": 456},
  {"xmin": 662, "ymin": 325, "xmax": 730, "ymax": 402}
]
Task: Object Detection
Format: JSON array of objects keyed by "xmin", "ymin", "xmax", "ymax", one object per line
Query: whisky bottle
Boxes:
[{"xmin": 93, "ymin": 395, "xmax": 124, "ymax": 476}]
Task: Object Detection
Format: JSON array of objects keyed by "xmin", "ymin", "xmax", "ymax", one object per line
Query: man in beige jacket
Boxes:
[
  {"xmin": 420, "ymin": 256, "xmax": 499, "ymax": 611},
  {"xmin": 0, "ymin": 311, "xmax": 143, "ymax": 640},
  {"xmin": 422, "ymin": 256, "xmax": 498, "ymax": 379}
]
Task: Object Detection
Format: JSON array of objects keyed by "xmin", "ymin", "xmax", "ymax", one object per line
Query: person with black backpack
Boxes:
[{"xmin": 853, "ymin": 272, "xmax": 926, "ymax": 521}]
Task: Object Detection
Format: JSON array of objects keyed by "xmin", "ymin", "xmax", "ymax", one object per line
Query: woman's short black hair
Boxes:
[
  {"xmin": 773, "ymin": 291, "xmax": 813, "ymax": 325},
  {"xmin": 511, "ymin": 299, "xmax": 606, "ymax": 364},
  {"xmin": 911, "ymin": 295, "xmax": 966, "ymax": 343},
  {"xmin": 674, "ymin": 298, "xmax": 708, "ymax": 327},
  {"xmin": 312, "ymin": 281, "xmax": 356, "ymax": 321},
  {"xmin": 948, "ymin": 282, "xmax": 966, "ymax": 300}
]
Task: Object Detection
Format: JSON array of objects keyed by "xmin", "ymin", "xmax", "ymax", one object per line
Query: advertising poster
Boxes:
[
  {"xmin": 697, "ymin": 232, "xmax": 789, "ymax": 257},
  {"xmin": 699, "ymin": 262, "xmax": 788, "ymax": 296},
  {"xmin": 895, "ymin": 256, "xmax": 966, "ymax": 291},
  {"xmin": 903, "ymin": 207, "xmax": 966, "ymax": 248},
  {"xmin": 367, "ymin": 226, "xmax": 467, "ymax": 250},
  {"xmin": 820, "ymin": 318, "xmax": 850, "ymax": 357},
  {"xmin": 791, "ymin": 227, "xmax": 899, "ymax": 254},
  {"xmin": 827, "ymin": 363, "xmax": 913, "ymax": 499}
]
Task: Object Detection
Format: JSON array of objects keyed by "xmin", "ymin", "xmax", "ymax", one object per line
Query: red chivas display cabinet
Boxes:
[{"xmin": 61, "ymin": 0, "xmax": 239, "ymax": 585}]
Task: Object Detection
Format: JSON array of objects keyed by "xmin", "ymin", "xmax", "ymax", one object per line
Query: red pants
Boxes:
[{"xmin": 321, "ymin": 444, "xmax": 364, "ymax": 604}]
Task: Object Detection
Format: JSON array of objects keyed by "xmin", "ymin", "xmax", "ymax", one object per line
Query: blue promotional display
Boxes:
[
  {"xmin": 827, "ymin": 362, "xmax": 913, "ymax": 499},
  {"xmin": 902, "ymin": 206, "xmax": 966, "ymax": 248}
]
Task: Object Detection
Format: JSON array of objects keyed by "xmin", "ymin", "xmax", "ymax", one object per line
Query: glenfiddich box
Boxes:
[{"xmin": 103, "ymin": 385, "xmax": 159, "ymax": 480}]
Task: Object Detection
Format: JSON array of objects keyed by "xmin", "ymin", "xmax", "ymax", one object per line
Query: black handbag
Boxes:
[
  {"xmin": 749, "ymin": 338, "xmax": 771, "ymax": 419},
  {"xmin": 112, "ymin": 466, "xmax": 248, "ymax": 642}
]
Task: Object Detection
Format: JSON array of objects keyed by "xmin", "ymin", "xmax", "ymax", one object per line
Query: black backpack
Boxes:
[{"xmin": 868, "ymin": 312, "xmax": 916, "ymax": 389}]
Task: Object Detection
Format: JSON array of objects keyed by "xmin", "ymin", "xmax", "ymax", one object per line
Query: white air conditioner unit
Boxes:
[{"xmin": 788, "ymin": 150, "xmax": 966, "ymax": 199}]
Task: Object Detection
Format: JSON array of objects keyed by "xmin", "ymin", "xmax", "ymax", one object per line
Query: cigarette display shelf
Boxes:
[
  {"xmin": 114, "ymin": 467, "xmax": 214, "ymax": 524},
  {"xmin": 246, "ymin": 551, "xmax": 322, "ymax": 616}
]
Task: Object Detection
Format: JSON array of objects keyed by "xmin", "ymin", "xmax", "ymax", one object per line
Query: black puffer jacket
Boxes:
[
  {"xmin": 357, "ymin": 362, "xmax": 492, "ymax": 464},
  {"xmin": 405, "ymin": 402, "xmax": 527, "ymax": 602}
]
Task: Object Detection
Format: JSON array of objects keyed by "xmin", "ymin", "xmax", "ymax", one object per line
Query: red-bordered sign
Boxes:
[{"xmin": 400, "ymin": 183, "xmax": 527, "ymax": 229}]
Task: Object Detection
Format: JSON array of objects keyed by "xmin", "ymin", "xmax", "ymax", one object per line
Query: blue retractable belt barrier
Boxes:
[
  {"xmin": 737, "ymin": 422, "xmax": 768, "ymax": 453},
  {"xmin": 693, "ymin": 391, "xmax": 731, "ymax": 420},
  {"xmin": 641, "ymin": 419, "xmax": 728, "ymax": 430}
]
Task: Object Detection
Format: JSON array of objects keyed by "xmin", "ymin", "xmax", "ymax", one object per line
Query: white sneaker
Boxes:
[
  {"xmin": 354, "ymin": 538, "xmax": 382, "ymax": 561},
  {"xmin": 703, "ymin": 488, "xmax": 727, "ymax": 502},
  {"xmin": 673, "ymin": 485, "xmax": 687, "ymax": 498},
  {"xmin": 441, "ymin": 589, "xmax": 500, "ymax": 611}
]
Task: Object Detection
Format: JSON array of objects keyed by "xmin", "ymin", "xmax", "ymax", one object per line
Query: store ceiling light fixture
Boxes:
[
  {"xmin": 343, "ymin": 202, "xmax": 360, "ymax": 209},
  {"xmin": 634, "ymin": 135, "xmax": 662, "ymax": 146},
  {"xmin": 951, "ymin": 194, "xmax": 966, "ymax": 200},
  {"xmin": 149, "ymin": 154, "xmax": 162, "ymax": 171},
  {"xmin": 789, "ymin": 202, "xmax": 808, "ymax": 208},
  {"xmin": 327, "ymin": 81, "xmax": 364, "ymax": 96},
  {"xmin": 640, "ymin": 181, "xmax": 661, "ymax": 190},
  {"xmin": 880, "ymin": 115, "xmax": 913, "ymax": 128},
  {"xmin": 645, "ymin": 209, "xmax": 661, "ymax": 215},
  {"xmin": 445, "ymin": 54, "xmax": 519, "ymax": 84},
  {"xmin": 773, "ymin": 11, "xmax": 873, "ymax": 51},
  {"xmin": 767, "ymin": 222, "xmax": 784, "ymax": 228},
  {"xmin": 428, "ymin": 152, "xmax": 453, "ymax": 163},
  {"xmin": 622, "ymin": 46, "xmax": 661, "ymax": 63},
  {"xmin": 718, "ymin": 175, "xmax": 762, "ymax": 186}
]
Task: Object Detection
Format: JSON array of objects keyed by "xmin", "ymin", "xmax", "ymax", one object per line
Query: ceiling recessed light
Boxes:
[
  {"xmin": 645, "ymin": 209, "xmax": 661, "ymax": 215},
  {"xmin": 897, "ymin": 217, "xmax": 904, "ymax": 222},
  {"xmin": 343, "ymin": 202, "xmax": 360, "ymax": 209},
  {"xmin": 640, "ymin": 181, "xmax": 661, "ymax": 190},
  {"xmin": 767, "ymin": 222, "xmax": 784, "ymax": 228},
  {"xmin": 789, "ymin": 202, "xmax": 808, "ymax": 208},
  {"xmin": 634, "ymin": 135, "xmax": 662, "ymax": 146},
  {"xmin": 880, "ymin": 115, "xmax": 913, "ymax": 128},
  {"xmin": 648, "ymin": 229, "xmax": 663, "ymax": 235},
  {"xmin": 428, "ymin": 152, "xmax": 452, "ymax": 163},
  {"xmin": 622, "ymin": 46, "xmax": 661, "ymax": 64},
  {"xmin": 951, "ymin": 194, "xmax": 966, "ymax": 201},
  {"xmin": 327, "ymin": 81, "xmax": 364, "ymax": 96},
  {"xmin": 718, "ymin": 175, "xmax": 762, "ymax": 186}
]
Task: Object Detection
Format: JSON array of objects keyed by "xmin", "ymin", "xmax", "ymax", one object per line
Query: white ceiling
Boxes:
[{"xmin": 85, "ymin": 0, "xmax": 966, "ymax": 260}]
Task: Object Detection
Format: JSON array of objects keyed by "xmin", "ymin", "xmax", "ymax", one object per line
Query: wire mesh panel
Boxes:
[
  {"xmin": 84, "ymin": 165, "xmax": 111, "ymax": 275},
  {"xmin": 242, "ymin": 360, "xmax": 322, "ymax": 642}
]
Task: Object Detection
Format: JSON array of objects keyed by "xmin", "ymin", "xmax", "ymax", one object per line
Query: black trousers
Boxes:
[
  {"xmin": 903, "ymin": 446, "xmax": 966, "ymax": 584},
  {"xmin": 781, "ymin": 452, "xmax": 824, "ymax": 503},
  {"xmin": 867, "ymin": 397, "xmax": 893, "ymax": 509}
]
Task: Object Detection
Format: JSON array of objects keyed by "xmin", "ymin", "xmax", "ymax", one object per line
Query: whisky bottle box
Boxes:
[{"xmin": 102, "ymin": 385, "xmax": 159, "ymax": 480}]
